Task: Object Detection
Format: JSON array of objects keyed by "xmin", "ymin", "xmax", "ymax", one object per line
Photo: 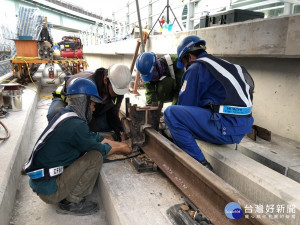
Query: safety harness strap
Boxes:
[
  {"xmin": 164, "ymin": 54, "xmax": 175, "ymax": 80},
  {"xmin": 196, "ymin": 56, "xmax": 253, "ymax": 108}
]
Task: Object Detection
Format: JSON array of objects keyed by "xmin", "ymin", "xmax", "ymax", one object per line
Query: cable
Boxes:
[
  {"xmin": 1, "ymin": 79, "xmax": 38, "ymax": 93},
  {"xmin": 14, "ymin": 57, "xmax": 40, "ymax": 92},
  {"xmin": 104, "ymin": 150, "xmax": 142, "ymax": 163},
  {"xmin": 0, "ymin": 120, "xmax": 10, "ymax": 140}
]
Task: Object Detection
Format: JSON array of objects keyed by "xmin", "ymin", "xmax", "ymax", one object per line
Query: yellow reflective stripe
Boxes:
[
  {"xmin": 55, "ymin": 85, "xmax": 64, "ymax": 95},
  {"xmin": 55, "ymin": 81, "xmax": 67, "ymax": 102}
]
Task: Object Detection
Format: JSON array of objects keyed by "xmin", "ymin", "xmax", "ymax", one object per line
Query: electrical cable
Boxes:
[
  {"xmin": 0, "ymin": 120, "xmax": 10, "ymax": 140},
  {"xmin": 9, "ymin": 56, "xmax": 51, "ymax": 99},
  {"xmin": 104, "ymin": 150, "xmax": 142, "ymax": 163}
]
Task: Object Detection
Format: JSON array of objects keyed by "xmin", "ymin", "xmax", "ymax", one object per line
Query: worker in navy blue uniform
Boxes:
[
  {"xmin": 24, "ymin": 78, "xmax": 131, "ymax": 215},
  {"xmin": 164, "ymin": 36, "xmax": 254, "ymax": 171}
]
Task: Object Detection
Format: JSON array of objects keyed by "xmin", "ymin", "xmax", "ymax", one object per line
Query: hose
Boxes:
[{"xmin": 0, "ymin": 120, "xmax": 10, "ymax": 140}]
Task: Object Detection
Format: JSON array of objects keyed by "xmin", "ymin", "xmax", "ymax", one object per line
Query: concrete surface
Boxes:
[
  {"xmin": 222, "ymin": 56, "xmax": 300, "ymax": 142},
  {"xmin": 239, "ymin": 135, "xmax": 300, "ymax": 182},
  {"xmin": 196, "ymin": 140, "xmax": 300, "ymax": 225},
  {"xmin": 288, "ymin": 166, "xmax": 300, "ymax": 183},
  {"xmin": 98, "ymin": 160, "xmax": 184, "ymax": 225},
  {"xmin": 0, "ymin": 84, "xmax": 38, "ymax": 225}
]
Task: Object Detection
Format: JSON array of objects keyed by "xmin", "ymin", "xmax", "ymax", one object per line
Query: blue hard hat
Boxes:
[
  {"xmin": 67, "ymin": 77, "xmax": 102, "ymax": 103},
  {"xmin": 136, "ymin": 52, "xmax": 157, "ymax": 82},
  {"xmin": 176, "ymin": 35, "xmax": 206, "ymax": 69}
]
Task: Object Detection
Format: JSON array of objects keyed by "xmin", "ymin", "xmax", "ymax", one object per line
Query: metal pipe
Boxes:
[
  {"xmin": 167, "ymin": 0, "xmax": 169, "ymax": 24},
  {"xmin": 135, "ymin": 0, "xmax": 145, "ymax": 52}
]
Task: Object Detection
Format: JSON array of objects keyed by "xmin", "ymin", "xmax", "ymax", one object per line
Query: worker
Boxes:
[
  {"xmin": 163, "ymin": 35, "xmax": 254, "ymax": 171},
  {"xmin": 24, "ymin": 77, "xmax": 132, "ymax": 215},
  {"xmin": 136, "ymin": 52, "xmax": 184, "ymax": 105},
  {"xmin": 47, "ymin": 64, "xmax": 132, "ymax": 141},
  {"xmin": 40, "ymin": 24, "xmax": 53, "ymax": 46}
]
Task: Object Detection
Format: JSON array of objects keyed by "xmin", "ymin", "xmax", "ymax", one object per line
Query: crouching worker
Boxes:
[
  {"xmin": 136, "ymin": 52, "xmax": 184, "ymax": 105},
  {"xmin": 47, "ymin": 64, "xmax": 132, "ymax": 141},
  {"xmin": 24, "ymin": 78, "xmax": 131, "ymax": 215},
  {"xmin": 164, "ymin": 36, "xmax": 254, "ymax": 171}
]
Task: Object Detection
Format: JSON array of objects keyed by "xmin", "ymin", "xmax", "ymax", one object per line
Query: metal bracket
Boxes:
[
  {"xmin": 132, "ymin": 154, "xmax": 158, "ymax": 173},
  {"xmin": 122, "ymin": 97, "xmax": 162, "ymax": 146},
  {"xmin": 167, "ymin": 198, "xmax": 212, "ymax": 225}
]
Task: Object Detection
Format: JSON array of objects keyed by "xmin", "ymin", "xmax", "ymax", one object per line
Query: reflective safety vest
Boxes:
[
  {"xmin": 195, "ymin": 54, "xmax": 254, "ymax": 116},
  {"xmin": 164, "ymin": 54, "xmax": 175, "ymax": 80},
  {"xmin": 24, "ymin": 108, "xmax": 79, "ymax": 180}
]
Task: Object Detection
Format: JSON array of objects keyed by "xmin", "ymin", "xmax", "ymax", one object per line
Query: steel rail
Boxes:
[{"xmin": 141, "ymin": 128, "xmax": 281, "ymax": 225}]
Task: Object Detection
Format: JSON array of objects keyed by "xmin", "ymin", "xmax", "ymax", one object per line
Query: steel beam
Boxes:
[{"xmin": 142, "ymin": 128, "xmax": 280, "ymax": 225}]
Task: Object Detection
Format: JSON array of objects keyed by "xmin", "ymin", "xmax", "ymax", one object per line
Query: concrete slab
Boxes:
[
  {"xmin": 0, "ymin": 85, "xmax": 38, "ymax": 225},
  {"xmin": 98, "ymin": 160, "xmax": 184, "ymax": 225},
  {"xmin": 238, "ymin": 135, "xmax": 300, "ymax": 182},
  {"xmin": 10, "ymin": 172, "xmax": 107, "ymax": 225},
  {"xmin": 196, "ymin": 140, "xmax": 300, "ymax": 225},
  {"xmin": 287, "ymin": 166, "xmax": 300, "ymax": 183}
]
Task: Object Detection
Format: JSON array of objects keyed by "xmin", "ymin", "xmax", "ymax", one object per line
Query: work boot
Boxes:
[
  {"xmin": 200, "ymin": 159, "xmax": 214, "ymax": 172},
  {"xmin": 56, "ymin": 198, "xmax": 99, "ymax": 216}
]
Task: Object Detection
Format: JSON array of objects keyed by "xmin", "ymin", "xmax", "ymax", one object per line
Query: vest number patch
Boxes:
[{"xmin": 49, "ymin": 166, "xmax": 64, "ymax": 177}]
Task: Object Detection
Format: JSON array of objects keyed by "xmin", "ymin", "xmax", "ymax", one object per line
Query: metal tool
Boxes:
[{"xmin": 122, "ymin": 97, "xmax": 162, "ymax": 146}]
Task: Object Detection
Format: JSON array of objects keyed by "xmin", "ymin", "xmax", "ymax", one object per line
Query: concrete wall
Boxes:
[{"xmin": 84, "ymin": 14, "xmax": 300, "ymax": 141}]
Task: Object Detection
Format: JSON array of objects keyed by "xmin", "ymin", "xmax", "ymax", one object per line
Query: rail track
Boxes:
[{"xmin": 140, "ymin": 128, "xmax": 281, "ymax": 225}]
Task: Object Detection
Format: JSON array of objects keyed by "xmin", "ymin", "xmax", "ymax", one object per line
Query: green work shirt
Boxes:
[
  {"xmin": 29, "ymin": 112, "xmax": 111, "ymax": 195},
  {"xmin": 144, "ymin": 54, "xmax": 184, "ymax": 105}
]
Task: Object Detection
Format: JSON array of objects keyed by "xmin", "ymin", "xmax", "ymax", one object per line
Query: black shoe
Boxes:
[
  {"xmin": 56, "ymin": 198, "xmax": 99, "ymax": 216},
  {"xmin": 200, "ymin": 159, "xmax": 214, "ymax": 172}
]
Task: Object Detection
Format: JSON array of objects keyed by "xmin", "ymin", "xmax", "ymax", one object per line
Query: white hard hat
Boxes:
[{"xmin": 107, "ymin": 64, "xmax": 131, "ymax": 95}]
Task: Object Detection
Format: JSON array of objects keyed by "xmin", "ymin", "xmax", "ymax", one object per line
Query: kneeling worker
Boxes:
[
  {"xmin": 136, "ymin": 52, "xmax": 184, "ymax": 105},
  {"xmin": 47, "ymin": 64, "xmax": 132, "ymax": 141},
  {"xmin": 24, "ymin": 78, "xmax": 131, "ymax": 215}
]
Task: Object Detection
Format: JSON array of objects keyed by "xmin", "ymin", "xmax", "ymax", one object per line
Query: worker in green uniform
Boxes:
[
  {"xmin": 24, "ymin": 77, "xmax": 131, "ymax": 215},
  {"xmin": 136, "ymin": 52, "xmax": 184, "ymax": 105}
]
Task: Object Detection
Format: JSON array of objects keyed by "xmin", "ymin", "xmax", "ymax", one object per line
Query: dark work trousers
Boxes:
[{"xmin": 38, "ymin": 150, "xmax": 103, "ymax": 204}]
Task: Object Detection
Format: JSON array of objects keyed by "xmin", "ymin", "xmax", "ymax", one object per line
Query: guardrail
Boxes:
[{"xmin": 93, "ymin": 0, "xmax": 300, "ymax": 44}]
